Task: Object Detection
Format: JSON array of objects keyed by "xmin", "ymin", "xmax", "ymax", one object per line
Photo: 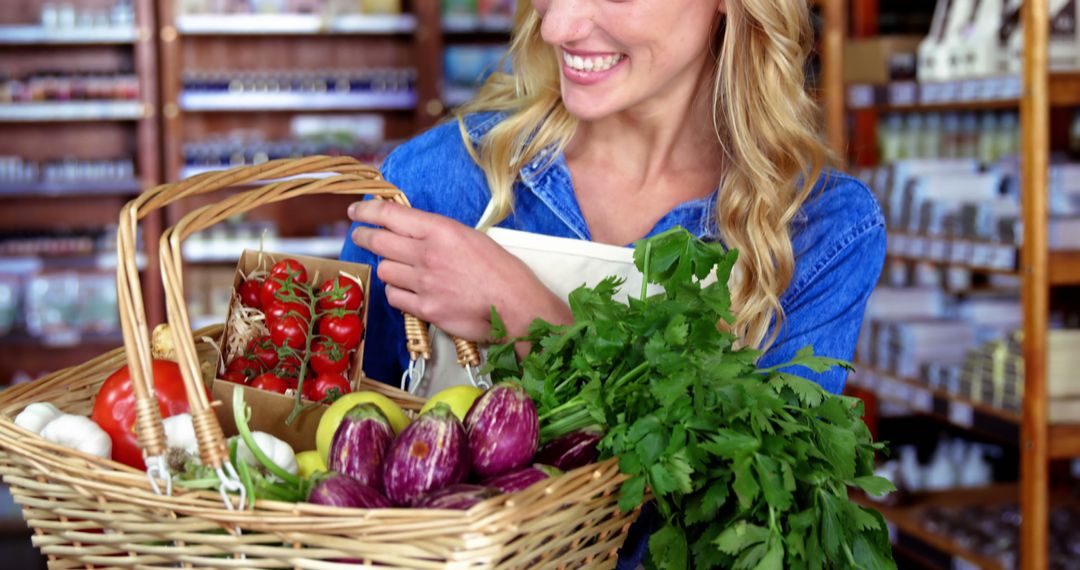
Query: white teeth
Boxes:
[{"xmin": 563, "ymin": 52, "xmax": 623, "ymax": 73}]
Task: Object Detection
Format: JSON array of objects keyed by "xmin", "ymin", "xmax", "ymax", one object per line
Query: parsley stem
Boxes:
[{"xmin": 640, "ymin": 241, "xmax": 653, "ymax": 302}]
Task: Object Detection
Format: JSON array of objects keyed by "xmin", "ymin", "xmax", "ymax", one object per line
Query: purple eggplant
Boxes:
[
  {"xmin": 382, "ymin": 403, "xmax": 470, "ymax": 506},
  {"xmin": 535, "ymin": 426, "xmax": 604, "ymax": 471},
  {"xmin": 412, "ymin": 484, "xmax": 499, "ymax": 510},
  {"xmin": 328, "ymin": 403, "xmax": 394, "ymax": 493},
  {"xmin": 464, "ymin": 381, "xmax": 539, "ymax": 479},
  {"xmin": 307, "ymin": 473, "xmax": 392, "ymax": 509},
  {"xmin": 482, "ymin": 464, "xmax": 561, "ymax": 494}
]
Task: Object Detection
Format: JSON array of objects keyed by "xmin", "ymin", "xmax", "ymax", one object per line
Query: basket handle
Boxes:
[{"xmin": 118, "ymin": 156, "xmax": 480, "ymax": 474}]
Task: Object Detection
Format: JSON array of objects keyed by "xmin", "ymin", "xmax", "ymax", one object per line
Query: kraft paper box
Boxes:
[{"xmin": 211, "ymin": 249, "xmax": 371, "ymax": 452}]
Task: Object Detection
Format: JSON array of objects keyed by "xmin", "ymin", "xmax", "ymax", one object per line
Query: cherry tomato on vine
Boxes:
[
  {"xmin": 220, "ymin": 370, "xmax": 248, "ymax": 385},
  {"xmin": 269, "ymin": 259, "xmax": 307, "ymax": 285},
  {"xmin": 237, "ymin": 278, "xmax": 263, "ymax": 309},
  {"xmin": 225, "ymin": 354, "xmax": 265, "ymax": 381},
  {"xmin": 263, "ymin": 300, "xmax": 311, "ymax": 326},
  {"xmin": 310, "ymin": 339, "xmax": 349, "ymax": 375},
  {"xmin": 259, "ymin": 276, "xmax": 310, "ymax": 309},
  {"xmin": 304, "ymin": 372, "xmax": 352, "ymax": 403},
  {"xmin": 317, "ymin": 275, "xmax": 364, "ymax": 312},
  {"xmin": 270, "ymin": 314, "xmax": 308, "ymax": 350},
  {"xmin": 250, "ymin": 372, "xmax": 290, "ymax": 394},
  {"xmin": 246, "ymin": 335, "xmax": 280, "ymax": 370},
  {"xmin": 319, "ymin": 312, "xmax": 363, "ymax": 350}
]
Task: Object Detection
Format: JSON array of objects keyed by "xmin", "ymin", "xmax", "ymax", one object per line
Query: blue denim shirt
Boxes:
[
  {"xmin": 341, "ymin": 111, "xmax": 885, "ymax": 393},
  {"xmin": 340, "ymin": 112, "xmax": 885, "ymax": 567}
]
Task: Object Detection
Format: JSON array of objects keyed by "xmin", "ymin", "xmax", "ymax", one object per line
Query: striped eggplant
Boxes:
[
  {"xmin": 382, "ymin": 403, "xmax": 470, "ymax": 506},
  {"xmin": 482, "ymin": 464, "xmax": 561, "ymax": 494},
  {"xmin": 464, "ymin": 381, "xmax": 539, "ymax": 479},
  {"xmin": 307, "ymin": 472, "xmax": 392, "ymax": 508},
  {"xmin": 328, "ymin": 403, "xmax": 393, "ymax": 493},
  {"xmin": 412, "ymin": 484, "xmax": 499, "ymax": 510},
  {"xmin": 534, "ymin": 426, "xmax": 604, "ymax": 471}
]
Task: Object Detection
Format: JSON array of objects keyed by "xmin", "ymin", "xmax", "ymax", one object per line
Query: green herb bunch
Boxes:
[{"xmin": 485, "ymin": 227, "xmax": 896, "ymax": 570}]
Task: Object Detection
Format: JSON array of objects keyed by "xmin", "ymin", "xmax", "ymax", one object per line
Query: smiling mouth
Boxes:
[{"xmin": 562, "ymin": 52, "xmax": 625, "ymax": 73}]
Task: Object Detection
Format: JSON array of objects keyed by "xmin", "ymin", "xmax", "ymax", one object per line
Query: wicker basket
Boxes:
[{"xmin": 0, "ymin": 157, "xmax": 640, "ymax": 569}]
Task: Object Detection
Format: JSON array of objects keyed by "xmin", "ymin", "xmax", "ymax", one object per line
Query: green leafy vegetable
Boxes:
[{"xmin": 484, "ymin": 227, "xmax": 894, "ymax": 569}]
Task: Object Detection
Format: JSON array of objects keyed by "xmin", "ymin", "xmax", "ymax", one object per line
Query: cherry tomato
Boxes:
[
  {"xmin": 220, "ymin": 370, "xmax": 248, "ymax": 384},
  {"xmin": 319, "ymin": 311, "xmax": 363, "ymax": 350},
  {"xmin": 317, "ymin": 275, "xmax": 364, "ymax": 312},
  {"xmin": 304, "ymin": 372, "xmax": 352, "ymax": 403},
  {"xmin": 238, "ymin": 278, "xmax": 263, "ymax": 309},
  {"xmin": 92, "ymin": 359, "xmax": 206, "ymax": 470},
  {"xmin": 225, "ymin": 354, "xmax": 265, "ymax": 381},
  {"xmin": 250, "ymin": 372, "xmax": 290, "ymax": 394},
  {"xmin": 259, "ymin": 276, "xmax": 310, "ymax": 309},
  {"xmin": 270, "ymin": 259, "xmax": 307, "ymax": 285},
  {"xmin": 275, "ymin": 354, "xmax": 303, "ymax": 382},
  {"xmin": 246, "ymin": 335, "xmax": 280, "ymax": 370},
  {"xmin": 270, "ymin": 314, "xmax": 308, "ymax": 350},
  {"xmin": 310, "ymin": 339, "xmax": 350, "ymax": 375},
  {"xmin": 263, "ymin": 300, "xmax": 311, "ymax": 326}
]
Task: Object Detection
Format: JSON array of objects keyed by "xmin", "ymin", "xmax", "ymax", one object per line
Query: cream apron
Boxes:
[{"xmin": 402, "ymin": 208, "xmax": 661, "ymax": 397}]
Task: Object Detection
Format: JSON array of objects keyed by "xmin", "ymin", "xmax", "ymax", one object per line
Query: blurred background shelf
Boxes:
[
  {"xmin": 0, "ymin": 25, "xmax": 137, "ymax": 45},
  {"xmin": 175, "ymin": 13, "xmax": 417, "ymax": 36},
  {"xmin": 178, "ymin": 91, "xmax": 416, "ymax": 112},
  {"xmin": 0, "ymin": 179, "xmax": 141, "ymax": 198},
  {"xmin": 0, "ymin": 101, "xmax": 146, "ymax": 122}
]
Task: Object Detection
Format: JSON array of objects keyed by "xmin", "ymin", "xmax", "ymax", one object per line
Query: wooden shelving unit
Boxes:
[
  {"xmin": 0, "ymin": 0, "xmax": 162, "ymax": 384},
  {"xmin": 830, "ymin": 1, "xmax": 1080, "ymax": 568}
]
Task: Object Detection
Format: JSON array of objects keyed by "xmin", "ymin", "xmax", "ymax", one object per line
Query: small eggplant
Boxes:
[
  {"xmin": 307, "ymin": 473, "xmax": 392, "ymax": 509},
  {"xmin": 412, "ymin": 484, "xmax": 499, "ymax": 510},
  {"xmin": 482, "ymin": 464, "xmax": 561, "ymax": 494},
  {"xmin": 328, "ymin": 403, "xmax": 394, "ymax": 493},
  {"xmin": 383, "ymin": 403, "xmax": 470, "ymax": 506},
  {"xmin": 534, "ymin": 426, "xmax": 604, "ymax": 471},
  {"xmin": 464, "ymin": 381, "xmax": 539, "ymax": 478}
]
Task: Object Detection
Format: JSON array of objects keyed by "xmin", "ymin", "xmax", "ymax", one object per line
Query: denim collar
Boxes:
[{"xmin": 462, "ymin": 112, "xmax": 719, "ymax": 245}]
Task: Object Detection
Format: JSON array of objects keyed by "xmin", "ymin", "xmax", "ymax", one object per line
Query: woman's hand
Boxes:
[{"xmin": 348, "ymin": 200, "xmax": 573, "ymax": 344}]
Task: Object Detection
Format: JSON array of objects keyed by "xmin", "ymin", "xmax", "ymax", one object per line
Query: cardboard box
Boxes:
[
  {"xmin": 211, "ymin": 250, "xmax": 372, "ymax": 452},
  {"xmin": 844, "ymin": 36, "xmax": 924, "ymax": 85}
]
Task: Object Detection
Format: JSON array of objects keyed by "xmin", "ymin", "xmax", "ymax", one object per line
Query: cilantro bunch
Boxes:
[{"xmin": 486, "ymin": 227, "xmax": 896, "ymax": 570}]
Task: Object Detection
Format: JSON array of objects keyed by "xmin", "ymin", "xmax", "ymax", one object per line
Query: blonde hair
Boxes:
[{"xmin": 456, "ymin": 0, "xmax": 831, "ymax": 350}]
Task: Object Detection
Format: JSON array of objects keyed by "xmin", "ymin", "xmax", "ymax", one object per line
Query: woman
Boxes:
[{"xmin": 341, "ymin": 0, "xmax": 884, "ymax": 565}]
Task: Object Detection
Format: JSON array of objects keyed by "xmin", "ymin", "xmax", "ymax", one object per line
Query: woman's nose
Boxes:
[{"xmin": 539, "ymin": 0, "xmax": 596, "ymax": 45}]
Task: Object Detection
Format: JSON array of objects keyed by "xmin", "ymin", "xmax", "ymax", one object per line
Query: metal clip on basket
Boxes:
[{"xmin": 0, "ymin": 156, "xmax": 639, "ymax": 569}]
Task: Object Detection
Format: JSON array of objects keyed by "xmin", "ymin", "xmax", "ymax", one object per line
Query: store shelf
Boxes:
[
  {"xmin": 851, "ymin": 365, "xmax": 1021, "ymax": 444},
  {"xmin": 183, "ymin": 237, "xmax": 343, "ymax": 263},
  {"xmin": 0, "ymin": 25, "xmax": 137, "ymax": 45},
  {"xmin": 853, "ymin": 486, "xmax": 1017, "ymax": 570},
  {"xmin": 848, "ymin": 73, "xmax": 1080, "ymax": 112},
  {"xmin": 1048, "ymin": 250, "xmax": 1080, "ymax": 286},
  {"xmin": 0, "ymin": 252, "xmax": 147, "ymax": 272},
  {"xmin": 441, "ymin": 14, "xmax": 513, "ymax": 34},
  {"xmin": 443, "ymin": 85, "xmax": 477, "ymax": 108},
  {"xmin": 0, "ymin": 332, "xmax": 124, "ymax": 350},
  {"xmin": 178, "ymin": 90, "xmax": 416, "ymax": 112},
  {"xmin": 175, "ymin": 13, "xmax": 417, "ymax": 36},
  {"xmin": 1048, "ymin": 424, "xmax": 1080, "ymax": 459},
  {"xmin": 886, "ymin": 232, "xmax": 1019, "ymax": 275},
  {"xmin": 0, "ymin": 179, "xmax": 142, "ymax": 198},
  {"xmin": 0, "ymin": 101, "xmax": 146, "ymax": 122},
  {"xmin": 180, "ymin": 165, "xmax": 337, "ymax": 183}
]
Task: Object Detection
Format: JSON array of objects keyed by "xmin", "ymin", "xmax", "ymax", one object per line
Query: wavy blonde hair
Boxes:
[{"xmin": 455, "ymin": 0, "xmax": 831, "ymax": 349}]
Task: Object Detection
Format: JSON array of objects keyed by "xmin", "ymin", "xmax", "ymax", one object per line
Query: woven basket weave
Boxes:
[{"xmin": 0, "ymin": 156, "xmax": 640, "ymax": 569}]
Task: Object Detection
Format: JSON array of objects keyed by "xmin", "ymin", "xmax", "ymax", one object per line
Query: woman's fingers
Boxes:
[
  {"xmin": 376, "ymin": 259, "xmax": 422, "ymax": 292},
  {"xmin": 384, "ymin": 282, "xmax": 422, "ymax": 318},
  {"xmin": 348, "ymin": 199, "xmax": 432, "ymax": 239},
  {"xmin": 352, "ymin": 226, "xmax": 423, "ymax": 265}
]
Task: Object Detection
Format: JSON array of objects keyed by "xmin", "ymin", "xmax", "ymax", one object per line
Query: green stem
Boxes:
[
  {"xmin": 236, "ymin": 457, "xmax": 255, "ymax": 510},
  {"xmin": 640, "ymin": 241, "xmax": 653, "ymax": 302},
  {"xmin": 173, "ymin": 477, "xmax": 221, "ymax": 490},
  {"xmin": 611, "ymin": 361, "xmax": 650, "ymax": 389},
  {"xmin": 233, "ymin": 387, "xmax": 302, "ymax": 487},
  {"xmin": 287, "ymin": 284, "xmax": 320, "ymax": 425}
]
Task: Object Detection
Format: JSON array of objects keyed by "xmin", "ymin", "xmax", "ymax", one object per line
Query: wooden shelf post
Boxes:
[{"xmin": 1020, "ymin": 0, "xmax": 1051, "ymax": 568}]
